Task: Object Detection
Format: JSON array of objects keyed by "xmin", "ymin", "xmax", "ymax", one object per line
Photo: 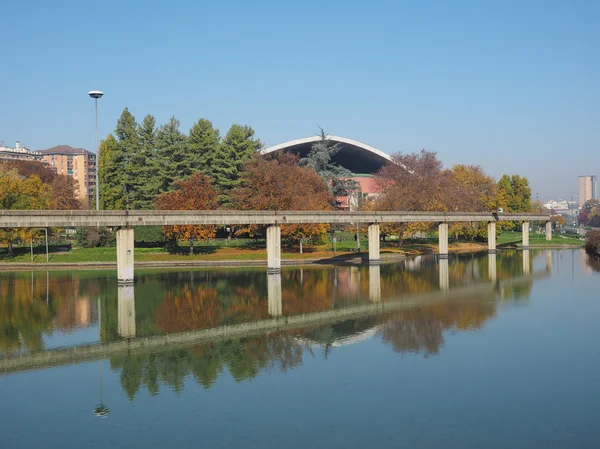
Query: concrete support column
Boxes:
[
  {"xmin": 546, "ymin": 221, "xmax": 552, "ymax": 241},
  {"xmin": 488, "ymin": 253, "xmax": 497, "ymax": 282},
  {"xmin": 438, "ymin": 223, "xmax": 449, "ymax": 258},
  {"xmin": 546, "ymin": 249, "xmax": 553, "ymax": 272},
  {"xmin": 267, "ymin": 273, "xmax": 282, "ymax": 317},
  {"xmin": 522, "ymin": 221, "xmax": 530, "ymax": 248},
  {"xmin": 523, "ymin": 250, "xmax": 530, "ymax": 275},
  {"xmin": 117, "ymin": 228, "xmax": 134, "ymax": 285},
  {"xmin": 368, "ymin": 224, "xmax": 380, "ymax": 264},
  {"xmin": 117, "ymin": 285, "xmax": 136, "ymax": 338},
  {"xmin": 369, "ymin": 265, "xmax": 381, "ymax": 302},
  {"xmin": 487, "ymin": 222, "xmax": 497, "ymax": 253},
  {"xmin": 267, "ymin": 225, "xmax": 281, "ymax": 274},
  {"xmin": 439, "ymin": 258, "xmax": 449, "ymax": 291}
]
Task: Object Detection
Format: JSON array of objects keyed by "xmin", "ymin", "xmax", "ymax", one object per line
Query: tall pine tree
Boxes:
[
  {"xmin": 114, "ymin": 107, "xmax": 139, "ymax": 209},
  {"xmin": 212, "ymin": 124, "xmax": 262, "ymax": 203},
  {"xmin": 187, "ymin": 118, "xmax": 220, "ymax": 173},
  {"xmin": 156, "ymin": 116, "xmax": 188, "ymax": 193},
  {"xmin": 128, "ymin": 114, "xmax": 159, "ymax": 208}
]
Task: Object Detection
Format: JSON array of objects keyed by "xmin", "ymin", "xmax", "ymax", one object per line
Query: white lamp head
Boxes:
[{"xmin": 88, "ymin": 90, "xmax": 104, "ymax": 99}]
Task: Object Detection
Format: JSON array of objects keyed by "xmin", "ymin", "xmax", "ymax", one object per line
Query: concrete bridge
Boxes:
[{"xmin": 0, "ymin": 210, "xmax": 551, "ymax": 283}]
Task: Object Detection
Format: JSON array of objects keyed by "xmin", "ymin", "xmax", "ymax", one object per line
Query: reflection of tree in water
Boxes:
[
  {"xmin": 380, "ymin": 300, "xmax": 497, "ymax": 356},
  {"xmin": 586, "ymin": 255, "xmax": 600, "ymax": 272},
  {"xmin": 0, "ymin": 274, "xmax": 54, "ymax": 352},
  {"xmin": 109, "ymin": 333, "xmax": 304, "ymax": 400},
  {"xmin": 155, "ymin": 284, "xmax": 269, "ymax": 333}
]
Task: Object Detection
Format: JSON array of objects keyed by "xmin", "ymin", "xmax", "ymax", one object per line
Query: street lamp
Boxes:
[{"xmin": 88, "ymin": 90, "xmax": 104, "ymax": 211}]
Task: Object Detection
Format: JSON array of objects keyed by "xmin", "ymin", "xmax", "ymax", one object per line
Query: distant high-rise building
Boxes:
[
  {"xmin": 38, "ymin": 145, "xmax": 97, "ymax": 205},
  {"xmin": 578, "ymin": 175, "xmax": 598, "ymax": 208}
]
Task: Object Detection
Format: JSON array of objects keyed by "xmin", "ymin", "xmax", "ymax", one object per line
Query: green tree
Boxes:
[
  {"xmin": 187, "ymin": 118, "xmax": 221, "ymax": 173},
  {"xmin": 300, "ymin": 129, "xmax": 356, "ymax": 201},
  {"xmin": 212, "ymin": 124, "xmax": 262, "ymax": 202},
  {"xmin": 497, "ymin": 174, "xmax": 532, "ymax": 213},
  {"xmin": 98, "ymin": 108, "xmax": 140, "ymax": 209},
  {"xmin": 98, "ymin": 134, "xmax": 123, "ymax": 209},
  {"xmin": 115, "ymin": 108, "xmax": 140, "ymax": 208},
  {"xmin": 156, "ymin": 116, "xmax": 188, "ymax": 193},
  {"xmin": 129, "ymin": 114, "xmax": 160, "ymax": 209}
]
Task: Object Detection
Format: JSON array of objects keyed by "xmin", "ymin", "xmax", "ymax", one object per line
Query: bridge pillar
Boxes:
[
  {"xmin": 546, "ymin": 221, "xmax": 552, "ymax": 240},
  {"xmin": 117, "ymin": 228, "xmax": 134, "ymax": 285},
  {"xmin": 267, "ymin": 273, "xmax": 282, "ymax": 317},
  {"xmin": 438, "ymin": 222, "xmax": 448, "ymax": 258},
  {"xmin": 368, "ymin": 224, "xmax": 380, "ymax": 264},
  {"xmin": 488, "ymin": 253, "xmax": 497, "ymax": 282},
  {"xmin": 439, "ymin": 257, "xmax": 449, "ymax": 291},
  {"xmin": 523, "ymin": 249, "xmax": 530, "ymax": 275},
  {"xmin": 487, "ymin": 222, "xmax": 496, "ymax": 253},
  {"xmin": 369, "ymin": 265, "xmax": 381, "ymax": 302},
  {"xmin": 267, "ymin": 225, "xmax": 281, "ymax": 273},
  {"xmin": 117, "ymin": 285, "xmax": 136, "ymax": 338},
  {"xmin": 522, "ymin": 221, "xmax": 530, "ymax": 248}
]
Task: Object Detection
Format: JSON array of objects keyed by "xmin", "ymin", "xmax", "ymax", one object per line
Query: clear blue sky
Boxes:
[{"xmin": 1, "ymin": 0, "xmax": 598, "ymax": 200}]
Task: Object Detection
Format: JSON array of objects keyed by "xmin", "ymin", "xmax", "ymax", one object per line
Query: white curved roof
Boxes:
[{"xmin": 261, "ymin": 135, "xmax": 392, "ymax": 163}]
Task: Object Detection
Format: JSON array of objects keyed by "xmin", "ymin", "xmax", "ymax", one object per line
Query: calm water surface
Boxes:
[{"xmin": 1, "ymin": 249, "xmax": 599, "ymax": 448}]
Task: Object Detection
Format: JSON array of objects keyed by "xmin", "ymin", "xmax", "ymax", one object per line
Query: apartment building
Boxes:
[
  {"xmin": 39, "ymin": 145, "xmax": 97, "ymax": 204},
  {"xmin": 578, "ymin": 175, "xmax": 598, "ymax": 208}
]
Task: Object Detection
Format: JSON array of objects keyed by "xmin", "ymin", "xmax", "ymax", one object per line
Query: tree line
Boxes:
[
  {"xmin": 98, "ymin": 109, "xmax": 262, "ymax": 209},
  {"xmin": 364, "ymin": 150, "xmax": 534, "ymax": 241},
  {"xmin": 0, "ymin": 109, "xmax": 537, "ymax": 254}
]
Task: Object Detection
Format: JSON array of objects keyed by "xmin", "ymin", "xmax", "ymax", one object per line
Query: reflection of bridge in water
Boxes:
[{"xmin": 1, "ymin": 252, "xmax": 551, "ymax": 375}]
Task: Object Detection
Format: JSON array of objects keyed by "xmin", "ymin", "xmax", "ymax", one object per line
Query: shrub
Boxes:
[
  {"xmin": 585, "ymin": 230, "xmax": 600, "ymax": 256},
  {"xmin": 76, "ymin": 227, "xmax": 116, "ymax": 248}
]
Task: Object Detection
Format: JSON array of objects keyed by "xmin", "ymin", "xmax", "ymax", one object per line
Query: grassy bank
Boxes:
[{"xmin": 0, "ymin": 231, "xmax": 583, "ymax": 264}]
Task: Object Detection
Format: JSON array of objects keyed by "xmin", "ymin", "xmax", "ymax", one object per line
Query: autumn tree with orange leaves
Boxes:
[
  {"xmin": 230, "ymin": 153, "xmax": 334, "ymax": 250},
  {"xmin": 154, "ymin": 173, "xmax": 219, "ymax": 254}
]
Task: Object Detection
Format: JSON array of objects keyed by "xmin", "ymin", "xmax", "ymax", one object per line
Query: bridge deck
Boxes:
[{"xmin": 0, "ymin": 210, "xmax": 550, "ymax": 228}]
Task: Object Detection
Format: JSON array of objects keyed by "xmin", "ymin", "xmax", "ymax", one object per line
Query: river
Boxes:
[{"xmin": 1, "ymin": 249, "xmax": 599, "ymax": 448}]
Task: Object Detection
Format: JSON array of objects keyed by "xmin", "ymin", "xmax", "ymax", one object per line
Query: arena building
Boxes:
[{"xmin": 261, "ymin": 135, "xmax": 392, "ymax": 209}]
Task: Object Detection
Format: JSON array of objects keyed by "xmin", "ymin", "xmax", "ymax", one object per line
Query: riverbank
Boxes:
[{"xmin": 0, "ymin": 231, "xmax": 584, "ymax": 271}]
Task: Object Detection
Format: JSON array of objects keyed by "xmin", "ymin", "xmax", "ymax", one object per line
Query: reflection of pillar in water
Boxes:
[
  {"xmin": 439, "ymin": 257, "xmax": 449, "ymax": 291},
  {"xmin": 369, "ymin": 265, "xmax": 381, "ymax": 302},
  {"xmin": 523, "ymin": 250, "xmax": 530, "ymax": 275},
  {"xmin": 117, "ymin": 285, "xmax": 136, "ymax": 338},
  {"xmin": 546, "ymin": 250, "xmax": 552, "ymax": 272},
  {"xmin": 267, "ymin": 273, "xmax": 282, "ymax": 317},
  {"xmin": 488, "ymin": 253, "xmax": 497, "ymax": 282}
]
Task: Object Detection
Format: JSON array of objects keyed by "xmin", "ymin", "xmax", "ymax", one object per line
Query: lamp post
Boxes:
[{"xmin": 88, "ymin": 90, "xmax": 104, "ymax": 210}]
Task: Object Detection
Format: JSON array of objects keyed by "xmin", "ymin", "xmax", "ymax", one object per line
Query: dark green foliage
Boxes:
[
  {"xmin": 156, "ymin": 117, "xmax": 188, "ymax": 193},
  {"xmin": 187, "ymin": 118, "xmax": 220, "ymax": 173},
  {"xmin": 129, "ymin": 114, "xmax": 160, "ymax": 209},
  {"xmin": 133, "ymin": 226, "xmax": 167, "ymax": 247},
  {"xmin": 211, "ymin": 124, "xmax": 262, "ymax": 202},
  {"xmin": 300, "ymin": 129, "xmax": 356, "ymax": 199},
  {"xmin": 99, "ymin": 108, "xmax": 140, "ymax": 210},
  {"xmin": 76, "ymin": 227, "xmax": 115, "ymax": 248}
]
